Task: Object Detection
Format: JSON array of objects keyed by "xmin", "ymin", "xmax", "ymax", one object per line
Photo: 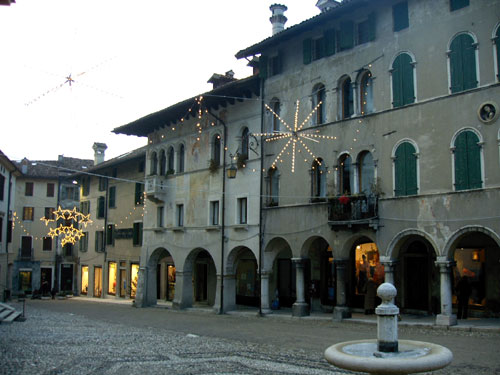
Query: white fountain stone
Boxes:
[{"xmin": 324, "ymin": 283, "xmax": 453, "ymax": 375}]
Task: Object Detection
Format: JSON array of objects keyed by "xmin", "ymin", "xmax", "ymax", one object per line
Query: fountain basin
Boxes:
[{"xmin": 325, "ymin": 339, "xmax": 453, "ymax": 375}]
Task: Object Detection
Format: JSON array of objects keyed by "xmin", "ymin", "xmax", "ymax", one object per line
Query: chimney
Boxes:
[
  {"xmin": 207, "ymin": 70, "xmax": 236, "ymax": 89},
  {"xmin": 270, "ymin": 4, "xmax": 287, "ymax": 36},
  {"xmin": 92, "ymin": 142, "xmax": 107, "ymax": 165},
  {"xmin": 316, "ymin": 0, "xmax": 340, "ymax": 13},
  {"xmin": 20, "ymin": 157, "xmax": 29, "ymax": 174}
]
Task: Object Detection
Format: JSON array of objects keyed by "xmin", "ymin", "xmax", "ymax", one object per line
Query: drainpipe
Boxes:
[
  {"xmin": 208, "ymin": 110, "xmax": 226, "ymax": 314},
  {"xmin": 103, "ymin": 178, "xmax": 109, "ymax": 298},
  {"xmin": 55, "ymin": 174, "xmax": 61, "ymax": 291},
  {"xmin": 5, "ymin": 171, "xmax": 13, "ymax": 299},
  {"xmin": 258, "ymin": 77, "xmax": 265, "ymax": 316}
]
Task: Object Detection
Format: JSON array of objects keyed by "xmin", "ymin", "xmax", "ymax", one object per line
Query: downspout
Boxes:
[
  {"xmin": 5, "ymin": 171, "xmax": 13, "ymax": 297},
  {"xmin": 55, "ymin": 174, "xmax": 61, "ymax": 291},
  {"xmin": 208, "ymin": 110, "xmax": 226, "ymax": 314},
  {"xmin": 258, "ymin": 78, "xmax": 265, "ymax": 316},
  {"xmin": 103, "ymin": 178, "xmax": 109, "ymax": 298}
]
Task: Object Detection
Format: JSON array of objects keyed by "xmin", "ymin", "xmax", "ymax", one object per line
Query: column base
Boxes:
[
  {"xmin": 292, "ymin": 302, "xmax": 310, "ymax": 317},
  {"xmin": 333, "ymin": 306, "xmax": 351, "ymax": 321},
  {"xmin": 435, "ymin": 314, "xmax": 457, "ymax": 326},
  {"xmin": 260, "ymin": 308, "xmax": 272, "ymax": 315}
]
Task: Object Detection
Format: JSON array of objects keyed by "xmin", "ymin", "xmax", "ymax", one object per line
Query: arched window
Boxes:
[
  {"xmin": 269, "ymin": 98, "xmax": 280, "ymax": 133},
  {"xmin": 167, "ymin": 146, "xmax": 175, "ymax": 173},
  {"xmin": 359, "ymin": 70, "xmax": 374, "ymax": 115},
  {"xmin": 394, "ymin": 142, "xmax": 418, "ymax": 196},
  {"xmin": 150, "ymin": 152, "xmax": 158, "ymax": 175},
  {"xmin": 267, "ymin": 167, "xmax": 279, "ymax": 206},
  {"xmin": 339, "ymin": 154, "xmax": 353, "ymax": 194},
  {"xmin": 341, "ymin": 77, "xmax": 354, "ymax": 119},
  {"xmin": 449, "ymin": 33, "xmax": 478, "ymax": 93},
  {"xmin": 159, "ymin": 150, "xmax": 166, "ymax": 176},
  {"xmin": 454, "ymin": 130, "xmax": 482, "ymax": 190},
  {"xmin": 241, "ymin": 127, "xmax": 249, "ymax": 159},
  {"xmin": 312, "ymin": 84, "xmax": 326, "ymax": 125},
  {"xmin": 178, "ymin": 144, "xmax": 185, "ymax": 173},
  {"xmin": 311, "ymin": 158, "xmax": 326, "ymax": 199},
  {"xmin": 358, "ymin": 151, "xmax": 375, "ymax": 195},
  {"xmin": 392, "ymin": 53, "xmax": 415, "ymax": 107},
  {"xmin": 212, "ymin": 134, "xmax": 221, "ymax": 166}
]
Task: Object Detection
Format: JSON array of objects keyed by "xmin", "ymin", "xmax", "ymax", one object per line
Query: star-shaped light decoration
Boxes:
[
  {"xmin": 252, "ymin": 100, "xmax": 337, "ymax": 172},
  {"xmin": 41, "ymin": 206, "xmax": 92, "ymax": 245}
]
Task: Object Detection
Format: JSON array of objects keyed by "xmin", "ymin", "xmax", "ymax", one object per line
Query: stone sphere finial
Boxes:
[{"xmin": 377, "ymin": 283, "xmax": 397, "ymax": 303}]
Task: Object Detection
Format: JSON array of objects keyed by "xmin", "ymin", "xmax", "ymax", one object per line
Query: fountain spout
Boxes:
[{"xmin": 375, "ymin": 283, "xmax": 399, "ymax": 353}]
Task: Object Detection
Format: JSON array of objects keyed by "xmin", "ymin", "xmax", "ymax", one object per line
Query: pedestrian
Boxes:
[{"xmin": 456, "ymin": 275, "xmax": 471, "ymax": 319}]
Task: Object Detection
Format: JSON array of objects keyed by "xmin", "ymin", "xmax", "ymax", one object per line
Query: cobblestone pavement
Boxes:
[{"xmin": 1, "ymin": 300, "xmax": 500, "ymax": 375}]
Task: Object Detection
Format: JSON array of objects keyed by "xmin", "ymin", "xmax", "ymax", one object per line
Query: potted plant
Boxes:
[
  {"xmin": 208, "ymin": 159, "xmax": 219, "ymax": 174},
  {"xmin": 236, "ymin": 153, "xmax": 247, "ymax": 169},
  {"xmin": 56, "ymin": 291, "xmax": 67, "ymax": 300}
]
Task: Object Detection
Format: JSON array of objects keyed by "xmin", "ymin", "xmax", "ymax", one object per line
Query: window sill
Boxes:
[
  {"xmin": 153, "ymin": 227, "xmax": 166, "ymax": 233},
  {"xmin": 205, "ymin": 225, "xmax": 221, "ymax": 232},
  {"xmin": 233, "ymin": 224, "xmax": 248, "ymax": 231},
  {"xmin": 172, "ymin": 226, "xmax": 185, "ymax": 232}
]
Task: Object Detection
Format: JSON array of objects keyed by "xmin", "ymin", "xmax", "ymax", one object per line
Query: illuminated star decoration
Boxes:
[
  {"xmin": 253, "ymin": 100, "xmax": 337, "ymax": 172},
  {"xmin": 41, "ymin": 206, "xmax": 92, "ymax": 246}
]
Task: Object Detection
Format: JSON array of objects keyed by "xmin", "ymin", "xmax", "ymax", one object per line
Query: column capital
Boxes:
[
  {"xmin": 435, "ymin": 260, "xmax": 456, "ymax": 272},
  {"xmin": 292, "ymin": 257, "xmax": 307, "ymax": 266}
]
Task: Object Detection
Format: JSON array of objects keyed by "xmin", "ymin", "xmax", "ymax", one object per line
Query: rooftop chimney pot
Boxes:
[
  {"xmin": 92, "ymin": 142, "xmax": 107, "ymax": 165},
  {"xmin": 270, "ymin": 4, "xmax": 288, "ymax": 36}
]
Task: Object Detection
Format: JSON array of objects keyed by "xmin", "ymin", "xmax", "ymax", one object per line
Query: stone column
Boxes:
[
  {"xmin": 435, "ymin": 260, "xmax": 457, "ymax": 326},
  {"xmin": 380, "ymin": 258, "xmax": 397, "ymax": 285},
  {"xmin": 260, "ymin": 271, "xmax": 271, "ymax": 313},
  {"xmin": 215, "ymin": 274, "xmax": 235, "ymax": 313},
  {"xmin": 292, "ymin": 258, "xmax": 309, "ymax": 317},
  {"xmin": 134, "ymin": 267, "xmax": 146, "ymax": 307},
  {"xmin": 172, "ymin": 271, "xmax": 193, "ymax": 310},
  {"xmin": 333, "ymin": 259, "xmax": 351, "ymax": 321}
]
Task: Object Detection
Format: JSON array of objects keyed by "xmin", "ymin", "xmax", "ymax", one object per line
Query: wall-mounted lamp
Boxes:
[{"xmin": 227, "ymin": 150, "xmax": 239, "ymax": 179}]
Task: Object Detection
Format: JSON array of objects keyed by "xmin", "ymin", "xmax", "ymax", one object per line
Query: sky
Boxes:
[{"xmin": 0, "ymin": 0, "xmax": 319, "ymax": 162}]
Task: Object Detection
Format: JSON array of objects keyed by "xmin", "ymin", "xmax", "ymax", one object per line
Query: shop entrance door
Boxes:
[
  {"xmin": 277, "ymin": 259, "xmax": 296, "ymax": 307},
  {"xmin": 40, "ymin": 268, "xmax": 52, "ymax": 295},
  {"xmin": 60, "ymin": 264, "xmax": 73, "ymax": 292},
  {"xmin": 94, "ymin": 266, "xmax": 102, "ymax": 297},
  {"xmin": 405, "ymin": 256, "xmax": 428, "ymax": 310},
  {"xmin": 120, "ymin": 269, "xmax": 126, "ymax": 297},
  {"xmin": 195, "ymin": 263, "xmax": 208, "ymax": 302}
]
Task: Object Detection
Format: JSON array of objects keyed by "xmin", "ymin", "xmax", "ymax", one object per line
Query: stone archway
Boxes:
[
  {"xmin": 226, "ymin": 246, "xmax": 259, "ymax": 309},
  {"xmin": 182, "ymin": 248, "xmax": 217, "ymax": 308},
  {"xmin": 264, "ymin": 237, "xmax": 294, "ymax": 309},
  {"xmin": 143, "ymin": 247, "xmax": 175, "ymax": 307}
]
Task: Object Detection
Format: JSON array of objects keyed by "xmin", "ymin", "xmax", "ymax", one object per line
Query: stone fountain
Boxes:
[{"xmin": 324, "ymin": 283, "xmax": 453, "ymax": 375}]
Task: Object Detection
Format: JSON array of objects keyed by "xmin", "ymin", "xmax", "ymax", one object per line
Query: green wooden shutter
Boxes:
[
  {"xmin": 450, "ymin": 0, "xmax": 469, "ymax": 11},
  {"xmin": 316, "ymin": 37, "xmax": 326, "ymax": 60},
  {"xmin": 276, "ymin": 51, "xmax": 283, "ymax": 75},
  {"xmin": 462, "ymin": 35, "xmax": 477, "ymax": 90},
  {"xmin": 392, "ymin": 55, "xmax": 403, "ymax": 107},
  {"xmin": 496, "ymin": 28, "xmax": 500, "ymax": 81},
  {"xmin": 401, "ymin": 53, "xmax": 415, "ymax": 105},
  {"xmin": 339, "ymin": 21, "xmax": 354, "ymax": 50},
  {"xmin": 466, "ymin": 132, "xmax": 481, "ymax": 189},
  {"xmin": 109, "ymin": 186, "xmax": 116, "ymax": 208},
  {"xmin": 368, "ymin": 12, "xmax": 376, "ymax": 42},
  {"xmin": 303, "ymin": 38, "xmax": 312, "ymax": 65},
  {"xmin": 405, "ymin": 143, "xmax": 418, "ymax": 195},
  {"xmin": 394, "ymin": 144, "xmax": 406, "ymax": 196},
  {"xmin": 393, "ymin": 2, "xmax": 409, "ymax": 32},
  {"xmin": 259, "ymin": 55, "xmax": 268, "ymax": 79},
  {"xmin": 454, "ymin": 132, "xmax": 468, "ymax": 190},
  {"xmin": 449, "ymin": 37, "xmax": 463, "ymax": 93},
  {"xmin": 324, "ymin": 29, "xmax": 336, "ymax": 56}
]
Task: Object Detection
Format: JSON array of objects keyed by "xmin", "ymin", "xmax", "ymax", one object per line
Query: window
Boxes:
[
  {"xmin": 210, "ymin": 200, "xmax": 219, "ymax": 226},
  {"xmin": 178, "ymin": 144, "xmax": 185, "ymax": 173},
  {"xmin": 47, "ymin": 183, "xmax": 55, "ymax": 197},
  {"xmin": 133, "ymin": 222, "xmax": 143, "ymax": 246},
  {"xmin": 138, "ymin": 160, "xmax": 145, "ymax": 173},
  {"xmin": 167, "ymin": 147, "xmax": 175, "ymax": 174},
  {"xmin": 176, "ymin": 204, "xmax": 184, "ymax": 227},
  {"xmin": 157, "ymin": 206, "xmax": 164, "ymax": 227},
  {"xmin": 63, "ymin": 243, "xmax": 73, "ymax": 257},
  {"xmin": 267, "ymin": 167, "xmax": 279, "ymax": 206},
  {"xmin": 135, "ymin": 182, "xmax": 144, "ymax": 206},
  {"xmin": 130, "ymin": 264, "xmax": 139, "ymax": 298},
  {"xmin": 108, "ymin": 186, "xmax": 116, "ymax": 208},
  {"xmin": 268, "ymin": 52, "xmax": 283, "ymax": 77},
  {"xmin": 62, "ymin": 185, "xmax": 79, "ymax": 201},
  {"xmin": 212, "ymin": 134, "xmax": 221, "ymax": 166},
  {"xmin": 106, "ymin": 224, "xmax": 114, "ymax": 246},
  {"xmin": 449, "ymin": 33, "xmax": 477, "ymax": 93},
  {"xmin": 21, "ymin": 236, "xmax": 32, "ymax": 258},
  {"xmin": 269, "ymin": 98, "xmax": 281, "ymax": 133},
  {"xmin": 18, "ymin": 270, "xmax": 32, "ymax": 292},
  {"xmin": 0, "ymin": 175, "xmax": 5, "ymax": 201},
  {"xmin": 80, "ymin": 233, "xmax": 88, "ymax": 252},
  {"xmin": 150, "ymin": 152, "xmax": 158, "ymax": 175},
  {"xmin": 394, "ymin": 142, "xmax": 418, "ymax": 196},
  {"xmin": 97, "ymin": 196, "xmax": 105, "ymax": 219},
  {"xmin": 81, "ymin": 177, "xmax": 90, "ymax": 196},
  {"xmin": 108, "ymin": 262, "xmax": 117, "ymax": 295},
  {"xmin": 81, "ymin": 266, "xmax": 89, "ymax": 294},
  {"xmin": 7, "ymin": 220, "xmax": 12, "ymax": 243},
  {"xmin": 312, "ymin": 84, "xmax": 326, "ymax": 125},
  {"xmin": 341, "ymin": 77, "xmax": 354, "ymax": 119},
  {"xmin": 313, "ymin": 37, "xmax": 325, "ymax": 61},
  {"xmin": 237, "ymin": 198, "xmax": 247, "ymax": 224},
  {"xmin": 358, "ymin": 151, "xmax": 375, "ymax": 195},
  {"xmin": 23, "ymin": 207, "xmax": 34, "ymax": 221},
  {"xmin": 25, "ymin": 182, "xmax": 34, "ymax": 196},
  {"xmin": 495, "ymin": 26, "xmax": 500, "ymax": 81},
  {"xmin": 98, "ymin": 176, "xmax": 108, "ymax": 192},
  {"xmin": 339, "ymin": 20, "xmax": 354, "ymax": 51},
  {"xmin": 359, "ymin": 70, "xmax": 374, "ymax": 115},
  {"xmin": 43, "ymin": 237, "xmax": 52, "ymax": 251},
  {"xmin": 111, "ymin": 168, "xmax": 117, "ymax": 178},
  {"xmin": 0, "ymin": 217, "xmax": 2, "ymax": 242},
  {"xmin": 357, "ymin": 13, "xmax": 376, "ymax": 45},
  {"xmin": 303, "ymin": 29, "xmax": 336, "ymax": 65},
  {"xmin": 393, "ymin": 2, "xmax": 409, "ymax": 32},
  {"xmin": 392, "ymin": 53, "xmax": 415, "ymax": 107},
  {"xmin": 450, "ymin": 0, "xmax": 469, "ymax": 11},
  {"xmin": 241, "ymin": 128, "xmax": 249, "ymax": 159},
  {"xmin": 339, "ymin": 154, "xmax": 353, "ymax": 195},
  {"xmin": 80, "ymin": 201, "xmax": 90, "ymax": 215},
  {"xmin": 44, "ymin": 207, "xmax": 55, "ymax": 220},
  {"xmin": 311, "ymin": 158, "xmax": 326, "ymax": 199},
  {"xmin": 454, "ymin": 130, "xmax": 482, "ymax": 190},
  {"xmin": 159, "ymin": 149, "xmax": 167, "ymax": 175}
]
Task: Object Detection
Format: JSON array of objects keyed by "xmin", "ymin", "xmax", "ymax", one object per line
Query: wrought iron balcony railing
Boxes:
[
  {"xmin": 328, "ymin": 194, "xmax": 378, "ymax": 225},
  {"xmin": 18, "ymin": 248, "xmax": 34, "ymax": 261}
]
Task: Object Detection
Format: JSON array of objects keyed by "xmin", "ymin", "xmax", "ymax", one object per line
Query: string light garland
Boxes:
[
  {"xmin": 40, "ymin": 206, "xmax": 92, "ymax": 246},
  {"xmin": 253, "ymin": 100, "xmax": 337, "ymax": 173}
]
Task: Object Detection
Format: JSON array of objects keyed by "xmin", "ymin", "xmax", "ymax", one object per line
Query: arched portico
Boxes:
[
  {"xmin": 264, "ymin": 237, "xmax": 294, "ymax": 311},
  {"xmin": 224, "ymin": 246, "xmax": 259, "ymax": 311},
  {"xmin": 142, "ymin": 247, "xmax": 176, "ymax": 307}
]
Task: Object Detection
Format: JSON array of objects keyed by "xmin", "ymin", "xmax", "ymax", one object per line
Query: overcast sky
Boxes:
[{"xmin": 0, "ymin": 0, "xmax": 319, "ymax": 162}]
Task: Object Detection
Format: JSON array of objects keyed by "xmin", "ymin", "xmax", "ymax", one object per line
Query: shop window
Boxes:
[
  {"xmin": 25, "ymin": 182, "xmax": 34, "ymax": 196},
  {"xmin": 150, "ymin": 152, "xmax": 158, "ymax": 175},
  {"xmin": 311, "ymin": 158, "xmax": 326, "ymax": 200},
  {"xmin": 359, "ymin": 70, "xmax": 374, "ymax": 115},
  {"xmin": 449, "ymin": 33, "xmax": 478, "ymax": 93},
  {"xmin": 167, "ymin": 147, "xmax": 175, "ymax": 174},
  {"xmin": 391, "ymin": 53, "xmax": 415, "ymax": 107},
  {"xmin": 108, "ymin": 262, "xmax": 117, "ymax": 295},
  {"xmin": 47, "ymin": 183, "xmax": 55, "ymax": 197},
  {"xmin": 453, "ymin": 248, "xmax": 484, "ymax": 312},
  {"xmin": 18, "ymin": 270, "xmax": 32, "ymax": 292},
  {"xmin": 95, "ymin": 230, "xmax": 105, "ymax": 252},
  {"xmin": 312, "ymin": 84, "xmax": 326, "ymax": 125},
  {"xmin": 81, "ymin": 266, "xmax": 89, "ymax": 295},
  {"xmin": 450, "ymin": 0, "xmax": 469, "ymax": 11},
  {"xmin": 130, "ymin": 264, "xmax": 139, "ymax": 298},
  {"xmin": 210, "ymin": 200, "xmax": 219, "ymax": 226},
  {"xmin": 176, "ymin": 204, "xmax": 184, "ymax": 227},
  {"xmin": 159, "ymin": 149, "xmax": 166, "ymax": 175},
  {"xmin": 97, "ymin": 196, "xmax": 105, "ymax": 218},
  {"xmin": 94, "ymin": 266, "xmax": 102, "ymax": 297},
  {"xmin": 339, "ymin": 154, "xmax": 353, "ymax": 195},
  {"xmin": 178, "ymin": 144, "xmax": 185, "ymax": 173},
  {"xmin": 133, "ymin": 222, "xmax": 143, "ymax": 246},
  {"xmin": 341, "ymin": 77, "xmax": 354, "ymax": 119},
  {"xmin": 237, "ymin": 198, "xmax": 247, "ymax": 224},
  {"xmin": 394, "ymin": 141, "xmax": 418, "ymax": 196},
  {"xmin": 108, "ymin": 186, "xmax": 116, "ymax": 208},
  {"xmin": 80, "ymin": 233, "xmax": 88, "ymax": 252},
  {"xmin": 167, "ymin": 265, "xmax": 176, "ymax": 301},
  {"xmin": 267, "ymin": 167, "xmax": 279, "ymax": 206},
  {"xmin": 354, "ymin": 243, "xmax": 384, "ymax": 303},
  {"xmin": 393, "ymin": 1, "xmax": 409, "ymax": 32},
  {"xmin": 358, "ymin": 151, "xmax": 375, "ymax": 195},
  {"xmin": 42, "ymin": 237, "xmax": 52, "ymax": 251},
  {"xmin": 212, "ymin": 134, "xmax": 221, "ymax": 166},
  {"xmin": 454, "ymin": 130, "xmax": 482, "ymax": 190},
  {"xmin": 23, "ymin": 206, "xmax": 34, "ymax": 221}
]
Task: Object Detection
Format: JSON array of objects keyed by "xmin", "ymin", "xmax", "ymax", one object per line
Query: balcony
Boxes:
[
  {"xmin": 328, "ymin": 194, "xmax": 379, "ymax": 229},
  {"xmin": 18, "ymin": 248, "xmax": 34, "ymax": 261},
  {"xmin": 145, "ymin": 175, "xmax": 169, "ymax": 203}
]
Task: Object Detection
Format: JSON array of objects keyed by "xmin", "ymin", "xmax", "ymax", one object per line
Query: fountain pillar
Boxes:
[
  {"xmin": 292, "ymin": 258, "xmax": 309, "ymax": 317},
  {"xmin": 333, "ymin": 259, "xmax": 351, "ymax": 321},
  {"xmin": 380, "ymin": 257, "xmax": 397, "ymax": 285},
  {"xmin": 375, "ymin": 283, "xmax": 399, "ymax": 353},
  {"xmin": 435, "ymin": 260, "xmax": 457, "ymax": 326}
]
